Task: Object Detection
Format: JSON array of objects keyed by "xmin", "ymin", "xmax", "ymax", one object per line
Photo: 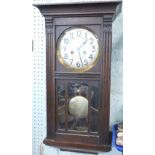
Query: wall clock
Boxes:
[{"xmin": 34, "ymin": 1, "xmax": 120, "ymax": 153}]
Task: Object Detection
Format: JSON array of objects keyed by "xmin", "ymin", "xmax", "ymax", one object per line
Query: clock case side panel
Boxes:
[
  {"xmin": 45, "ymin": 17, "xmax": 56, "ymax": 138},
  {"xmin": 100, "ymin": 15, "xmax": 113, "ymax": 146}
]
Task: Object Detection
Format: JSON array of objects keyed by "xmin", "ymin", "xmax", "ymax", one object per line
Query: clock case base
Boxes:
[
  {"xmin": 33, "ymin": 1, "xmax": 121, "ymax": 153},
  {"xmin": 43, "ymin": 132, "xmax": 112, "ymax": 153}
]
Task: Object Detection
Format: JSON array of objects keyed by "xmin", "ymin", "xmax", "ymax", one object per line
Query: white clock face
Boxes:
[{"xmin": 57, "ymin": 27, "xmax": 100, "ymax": 72}]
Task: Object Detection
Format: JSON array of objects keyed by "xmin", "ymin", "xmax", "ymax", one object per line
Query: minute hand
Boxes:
[{"xmin": 77, "ymin": 39, "xmax": 88, "ymax": 51}]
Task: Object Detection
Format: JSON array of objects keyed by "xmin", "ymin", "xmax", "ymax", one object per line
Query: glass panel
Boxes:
[
  {"xmin": 90, "ymin": 83, "xmax": 99, "ymax": 133},
  {"xmin": 57, "ymin": 84, "xmax": 65, "ymax": 130},
  {"xmin": 68, "ymin": 82, "xmax": 88, "ymax": 132}
]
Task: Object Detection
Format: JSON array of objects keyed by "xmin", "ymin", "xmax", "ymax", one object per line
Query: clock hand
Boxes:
[
  {"xmin": 75, "ymin": 39, "xmax": 88, "ymax": 67},
  {"xmin": 78, "ymin": 50, "xmax": 83, "ymax": 67},
  {"xmin": 77, "ymin": 39, "xmax": 88, "ymax": 51}
]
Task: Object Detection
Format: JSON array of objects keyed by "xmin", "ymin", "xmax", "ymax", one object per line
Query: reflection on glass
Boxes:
[
  {"xmin": 57, "ymin": 85, "xmax": 65, "ymax": 129},
  {"xmin": 56, "ymin": 81, "xmax": 100, "ymax": 133},
  {"xmin": 68, "ymin": 82, "xmax": 88, "ymax": 132},
  {"xmin": 90, "ymin": 85, "xmax": 99, "ymax": 132}
]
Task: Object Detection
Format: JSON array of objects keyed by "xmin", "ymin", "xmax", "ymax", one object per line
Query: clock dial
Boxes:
[{"xmin": 57, "ymin": 27, "xmax": 100, "ymax": 72}]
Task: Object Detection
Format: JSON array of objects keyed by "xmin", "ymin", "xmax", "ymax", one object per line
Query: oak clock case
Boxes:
[{"xmin": 34, "ymin": 2, "xmax": 120, "ymax": 153}]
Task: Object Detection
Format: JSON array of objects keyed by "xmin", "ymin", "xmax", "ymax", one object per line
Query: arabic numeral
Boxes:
[
  {"xmin": 64, "ymin": 38, "xmax": 69, "ymax": 44},
  {"xmin": 77, "ymin": 31, "xmax": 81, "ymax": 37},
  {"xmin": 89, "ymin": 38, "xmax": 93, "ymax": 44},
  {"xmin": 62, "ymin": 46, "xmax": 66, "ymax": 51},
  {"xmin": 84, "ymin": 59, "xmax": 88, "ymax": 65},
  {"xmin": 88, "ymin": 54, "xmax": 93, "ymax": 60},
  {"xmin": 84, "ymin": 33, "xmax": 87, "ymax": 39},
  {"xmin": 64, "ymin": 53, "xmax": 68, "ymax": 59},
  {"xmin": 76, "ymin": 61, "xmax": 81, "ymax": 68},
  {"xmin": 92, "ymin": 46, "xmax": 95, "ymax": 50},
  {"xmin": 70, "ymin": 33, "xmax": 74, "ymax": 40},
  {"xmin": 69, "ymin": 59, "xmax": 73, "ymax": 64}
]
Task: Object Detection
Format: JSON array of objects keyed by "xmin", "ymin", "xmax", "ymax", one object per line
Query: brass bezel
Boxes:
[{"xmin": 56, "ymin": 26, "xmax": 100, "ymax": 73}]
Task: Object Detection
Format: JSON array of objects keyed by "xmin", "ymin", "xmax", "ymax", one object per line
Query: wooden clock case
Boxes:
[{"xmin": 34, "ymin": 1, "xmax": 121, "ymax": 153}]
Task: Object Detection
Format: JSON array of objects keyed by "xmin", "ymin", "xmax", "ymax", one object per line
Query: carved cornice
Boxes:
[
  {"xmin": 45, "ymin": 17, "xmax": 53, "ymax": 34},
  {"xmin": 45, "ymin": 16, "xmax": 53, "ymax": 24},
  {"xmin": 103, "ymin": 25, "xmax": 112, "ymax": 32},
  {"xmin": 46, "ymin": 25, "xmax": 52, "ymax": 34},
  {"xmin": 103, "ymin": 15, "xmax": 112, "ymax": 32}
]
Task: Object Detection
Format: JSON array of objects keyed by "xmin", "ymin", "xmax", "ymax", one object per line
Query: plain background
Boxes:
[{"xmin": 0, "ymin": 0, "xmax": 155, "ymax": 155}]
